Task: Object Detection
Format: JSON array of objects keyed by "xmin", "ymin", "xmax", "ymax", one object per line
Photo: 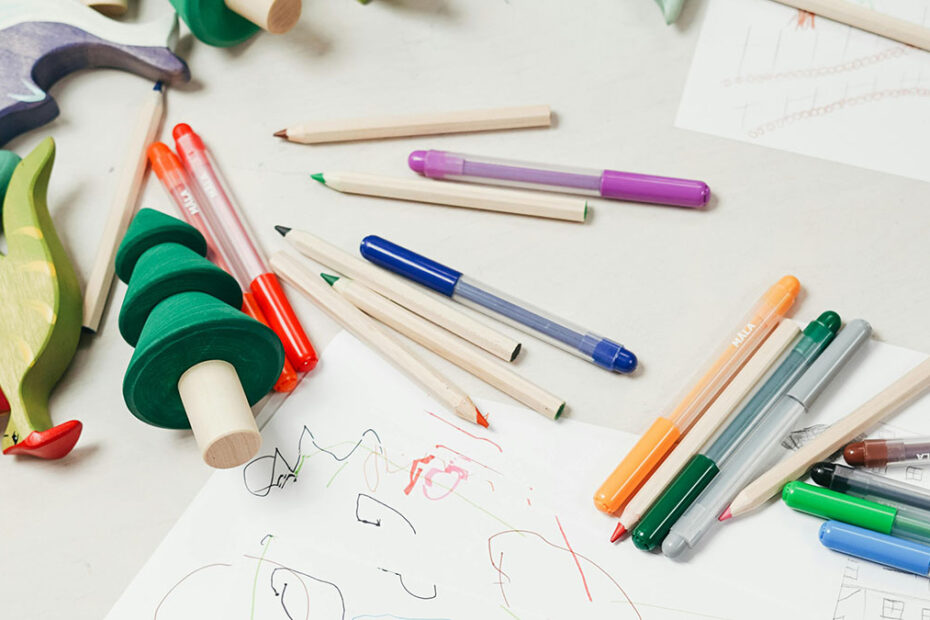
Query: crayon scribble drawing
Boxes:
[{"xmin": 677, "ymin": 0, "xmax": 930, "ymax": 183}]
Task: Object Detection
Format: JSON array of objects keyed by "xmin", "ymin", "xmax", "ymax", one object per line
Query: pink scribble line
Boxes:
[
  {"xmin": 722, "ymin": 46, "xmax": 906, "ymax": 87},
  {"xmin": 424, "ymin": 410, "xmax": 503, "ymax": 453},
  {"xmin": 435, "ymin": 444, "xmax": 504, "ymax": 475},
  {"xmin": 555, "ymin": 515, "xmax": 592, "ymax": 603},
  {"xmin": 423, "ymin": 464, "xmax": 468, "ymax": 501},
  {"xmin": 747, "ymin": 87, "xmax": 930, "ymax": 139}
]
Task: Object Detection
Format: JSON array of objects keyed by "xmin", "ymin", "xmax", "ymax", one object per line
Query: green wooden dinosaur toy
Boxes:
[{"xmin": 0, "ymin": 138, "xmax": 83, "ymax": 459}]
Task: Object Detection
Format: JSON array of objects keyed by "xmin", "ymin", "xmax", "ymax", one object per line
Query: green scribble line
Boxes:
[
  {"xmin": 326, "ymin": 460, "xmax": 350, "ymax": 487},
  {"xmin": 249, "ymin": 536, "xmax": 273, "ymax": 619},
  {"xmin": 499, "ymin": 605, "xmax": 521, "ymax": 619}
]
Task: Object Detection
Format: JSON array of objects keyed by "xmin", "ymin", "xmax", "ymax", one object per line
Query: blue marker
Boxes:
[
  {"xmin": 359, "ymin": 235, "xmax": 637, "ymax": 373},
  {"xmin": 820, "ymin": 521, "xmax": 930, "ymax": 577}
]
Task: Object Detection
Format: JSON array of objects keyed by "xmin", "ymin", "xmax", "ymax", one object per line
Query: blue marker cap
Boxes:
[
  {"xmin": 360, "ymin": 235, "xmax": 462, "ymax": 297},
  {"xmin": 586, "ymin": 336, "xmax": 637, "ymax": 374},
  {"xmin": 819, "ymin": 521, "xmax": 930, "ymax": 576}
]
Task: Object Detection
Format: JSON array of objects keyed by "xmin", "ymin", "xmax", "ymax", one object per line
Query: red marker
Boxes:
[
  {"xmin": 148, "ymin": 141, "xmax": 303, "ymax": 391},
  {"xmin": 172, "ymin": 123, "xmax": 318, "ymax": 373}
]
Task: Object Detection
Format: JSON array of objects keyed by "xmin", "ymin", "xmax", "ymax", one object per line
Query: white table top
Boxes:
[{"xmin": 3, "ymin": 0, "xmax": 929, "ymax": 618}]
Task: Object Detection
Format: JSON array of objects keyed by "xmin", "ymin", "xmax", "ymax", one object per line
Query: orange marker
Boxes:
[
  {"xmin": 149, "ymin": 142, "xmax": 299, "ymax": 393},
  {"xmin": 594, "ymin": 275, "xmax": 800, "ymax": 516}
]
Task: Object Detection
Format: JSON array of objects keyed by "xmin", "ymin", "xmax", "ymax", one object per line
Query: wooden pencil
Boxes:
[
  {"xmin": 772, "ymin": 0, "xmax": 930, "ymax": 52},
  {"xmin": 614, "ymin": 319, "xmax": 800, "ymax": 537},
  {"xmin": 276, "ymin": 226, "xmax": 521, "ymax": 362},
  {"xmin": 274, "ymin": 105, "xmax": 551, "ymax": 144},
  {"xmin": 311, "ymin": 171, "xmax": 588, "ymax": 222},
  {"xmin": 270, "ymin": 251, "xmax": 488, "ymax": 427},
  {"xmin": 728, "ymin": 356, "xmax": 930, "ymax": 518},
  {"xmin": 83, "ymin": 82, "xmax": 165, "ymax": 332},
  {"xmin": 327, "ymin": 274, "xmax": 565, "ymax": 420}
]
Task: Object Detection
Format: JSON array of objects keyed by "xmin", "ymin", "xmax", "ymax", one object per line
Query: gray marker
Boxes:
[{"xmin": 662, "ymin": 319, "xmax": 872, "ymax": 559}]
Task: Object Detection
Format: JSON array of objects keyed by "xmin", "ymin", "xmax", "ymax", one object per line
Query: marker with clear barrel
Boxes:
[
  {"xmin": 630, "ymin": 311, "xmax": 840, "ymax": 551},
  {"xmin": 844, "ymin": 437, "xmax": 930, "ymax": 468},
  {"xmin": 148, "ymin": 142, "xmax": 299, "ymax": 393},
  {"xmin": 358, "ymin": 235, "xmax": 637, "ymax": 374},
  {"xmin": 408, "ymin": 150, "xmax": 711, "ymax": 209},
  {"xmin": 819, "ymin": 521, "xmax": 930, "ymax": 577},
  {"xmin": 783, "ymin": 481, "xmax": 930, "ymax": 545},
  {"xmin": 173, "ymin": 123, "xmax": 318, "ymax": 372},
  {"xmin": 811, "ymin": 462, "xmax": 930, "ymax": 512},
  {"xmin": 663, "ymin": 319, "xmax": 872, "ymax": 559},
  {"xmin": 596, "ymin": 276, "xmax": 800, "ymax": 519}
]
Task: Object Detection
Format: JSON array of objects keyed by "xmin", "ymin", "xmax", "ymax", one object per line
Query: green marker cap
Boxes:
[
  {"xmin": 802, "ymin": 311, "xmax": 842, "ymax": 342},
  {"xmin": 782, "ymin": 481, "xmax": 896, "ymax": 534}
]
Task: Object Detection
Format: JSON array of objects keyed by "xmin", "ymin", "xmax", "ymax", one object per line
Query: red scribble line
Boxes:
[
  {"xmin": 488, "ymin": 480, "xmax": 495, "ymax": 492},
  {"xmin": 555, "ymin": 515, "xmax": 592, "ymax": 602},
  {"xmin": 405, "ymin": 455, "xmax": 434, "ymax": 495},
  {"xmin": 435, "ymin": 444, "xmax": 503, "ymax": 475},
  {"xmin": 494, "ymin": 551, "xmax": 510, "ymax": 607},
  {"xmin": 487, "ymin": 528, "xmax": 642, "ymax": 619},
  {"xmin": 795, "ymin": 9, "xmax": 815, "ymax": 29},
  {"xmin": 424, "ymin": 410, "xmax": 503, "ymax": 453}
]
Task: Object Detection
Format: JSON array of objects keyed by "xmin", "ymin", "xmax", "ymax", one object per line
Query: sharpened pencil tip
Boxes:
[
  {"xmin": 310, "ymin": 173, "xmax": 325, "ymax": 185},
  {"xmin": 153, "ymin": 81, "xmax": 163, "ymax": 92},
  {"xmin": 274, "ymin": 129, "xmax": 287, "ymax": 138},
  {"xmin": 719, "ymin": 507, "xmax": 732, "ymax": 522},
  {"xmin": 320, "ymin": 273, "xmax": 339, "ymax": 286},
  {"xmin": 275, "ymin": 225, "xmax": 291, "ymax": 237},
  {"xmin": 610, "ymin": 523, "xmax": 626, "ymax": 543},
  {"xmin": 476, "ymin": 409, "xmax": 489, "ymax": 428}
]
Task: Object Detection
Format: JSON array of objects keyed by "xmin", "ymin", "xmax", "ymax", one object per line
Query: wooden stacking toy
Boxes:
[
  {"xmin": 115, "ymin": 209, "xmax": 284, "ymax": 468},
  {"xmin": 170, "ymin": 0, "xmax": 302, "ymax": 47},
  {"xmin": 0, "ymin": 139, "xmax": 83, "ymax": 459},
  {"xmin": 0, "ymin": 0, "xmax": 190, "ymax": 146}
]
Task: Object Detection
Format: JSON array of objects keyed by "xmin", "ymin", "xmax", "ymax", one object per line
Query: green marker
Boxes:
[
  {"xmin": 783, "ymin": 482, "xmax": 930, "ymax": 544},
  {"xmin": 631, "ymin": 311, "xmax": 841, "ymax": 550}
]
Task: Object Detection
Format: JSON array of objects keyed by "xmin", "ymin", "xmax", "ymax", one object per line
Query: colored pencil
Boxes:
[
  {"xmin": 83, "ymin": 82, "xmax": 165, "ymax": 332},
  {"xmin": 326, "ymin": 274, "xmax": 565, "ymax": 420},
  {"xmin": 311, "ymin": 171, "xmax": 587, "ymax": 222},
  {"xmin": 274, "ymin": 105, "xmax": 551, "ymax": 144},
  {"xmin": 270, "ymin": 251, "xmax": 488, "ymax": 427},
  {"xmin": 727, "ymin": 356, "xmax": 930, "ymax": 519}
]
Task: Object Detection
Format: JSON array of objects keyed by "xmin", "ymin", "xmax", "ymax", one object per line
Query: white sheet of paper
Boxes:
[
  {"xmin": 106, "ymin": 330, "xmax": 930, "ymax": 620},
  {"xmin": 677, "ymin": 0, "xmax": 930, "ymax": 183}
]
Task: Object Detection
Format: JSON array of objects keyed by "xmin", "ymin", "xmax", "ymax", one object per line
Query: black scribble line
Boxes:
[
  {"xmin": 243, "ymin": 427, "xmax": 383, "ymax": 497},
  {"xmin": 355, "ymin": 493, "xmax": 417, "ymax": 534},
  {"xmin": 377, "ymin": 567, "xmax": 438, "ymax": 600},
  {"xmin": 153, "ymin": 563, "xmax": 232, "ymax": 619},
  {"xmin": 245, "ymin": 554, "xmax": 346, "ymax": 620}
]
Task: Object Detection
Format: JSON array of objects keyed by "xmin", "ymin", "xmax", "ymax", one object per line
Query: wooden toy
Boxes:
[
  {"xmin": 170, "ymin": 0, "xmax": 302, "ymax": 48},
  {"xmin": 0, "ymin": 0, "xmax": 190, "ymax": 146},
  {"xmin": 115, "ymin": 208, "xmax": 284, "ymax": 468},
  {"xmin": 82, "ymin": 0, "xmax": 129, "ymax": 18},
  {"xmin": 1, "ymin": 138, "xmax": 83, "ymax": 459}
]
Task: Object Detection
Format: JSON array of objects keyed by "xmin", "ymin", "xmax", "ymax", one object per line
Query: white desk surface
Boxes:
[{"xmin": 3, "ymin": 1, "xmax": 929, "ymax": 618}]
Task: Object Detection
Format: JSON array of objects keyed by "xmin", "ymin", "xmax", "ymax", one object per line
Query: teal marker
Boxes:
[{"xmin": 631, "ymin": 311, "xmax": 842, "ymax": 550}]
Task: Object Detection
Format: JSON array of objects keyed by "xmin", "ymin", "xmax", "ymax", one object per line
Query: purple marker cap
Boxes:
[{"xmin": 600, "ymin": 170, "xmax": 710, "ymax": 208}]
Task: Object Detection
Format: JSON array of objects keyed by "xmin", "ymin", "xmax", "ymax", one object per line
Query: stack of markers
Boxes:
[
  {"xmin": 781, "ymin": 442, "xmax": 930, "ymax": 577},
  {"xmin": 593, "ymin": 274, "xmax": 882, "ymax": 557}
]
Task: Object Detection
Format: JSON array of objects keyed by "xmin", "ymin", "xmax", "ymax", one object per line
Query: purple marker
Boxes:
[{"xmin": 408, "ymin": 150, "xmax": 710, "ymax": 208}]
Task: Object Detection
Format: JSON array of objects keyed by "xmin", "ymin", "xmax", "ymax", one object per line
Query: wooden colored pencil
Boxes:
[
  {"xmin": 270, "ymin": 251, "xmax": 488, "ymax": 427},
  {"xmin": 274, "ymin": 105, "xmax": 551, "ymax": 144},
  {"xmin": 613, "ymin": 320, "xmax": 800, "ymax": 538},
  {"xmin": 728, "ymin": 356, "xmax": 930, "ymax": 519},
  {"xmin": 772, "ymin": 0, "xmax": 930, "ymax": 52},
  {"xmin": 83, "ymin": 82, "xmax": 165, "ymax": 332},
  {"xmin": 311, "ymin": 171, "xmax": 587, "ymax": 222},
  {"xmin": 276, "ymin": 226, "xmax": 521, "ymax": 362},
  {"xmin": 328, "ymin": 274, "xmax": 565, "ymax": 420}
]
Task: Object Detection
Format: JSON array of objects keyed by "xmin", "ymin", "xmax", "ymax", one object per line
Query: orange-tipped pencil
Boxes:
[
  {"xmin": 594, "ymin": 276, "xmax": 801, "ymax": 520},
  {"xmin": 270, "ymin": 250, "xmax": 488, "ymax": 428}
]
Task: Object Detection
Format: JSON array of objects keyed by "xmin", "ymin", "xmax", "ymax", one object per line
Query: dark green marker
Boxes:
[{"xmin": 631, "ymin": 311, "xmax": 841, "ymax": 551}]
